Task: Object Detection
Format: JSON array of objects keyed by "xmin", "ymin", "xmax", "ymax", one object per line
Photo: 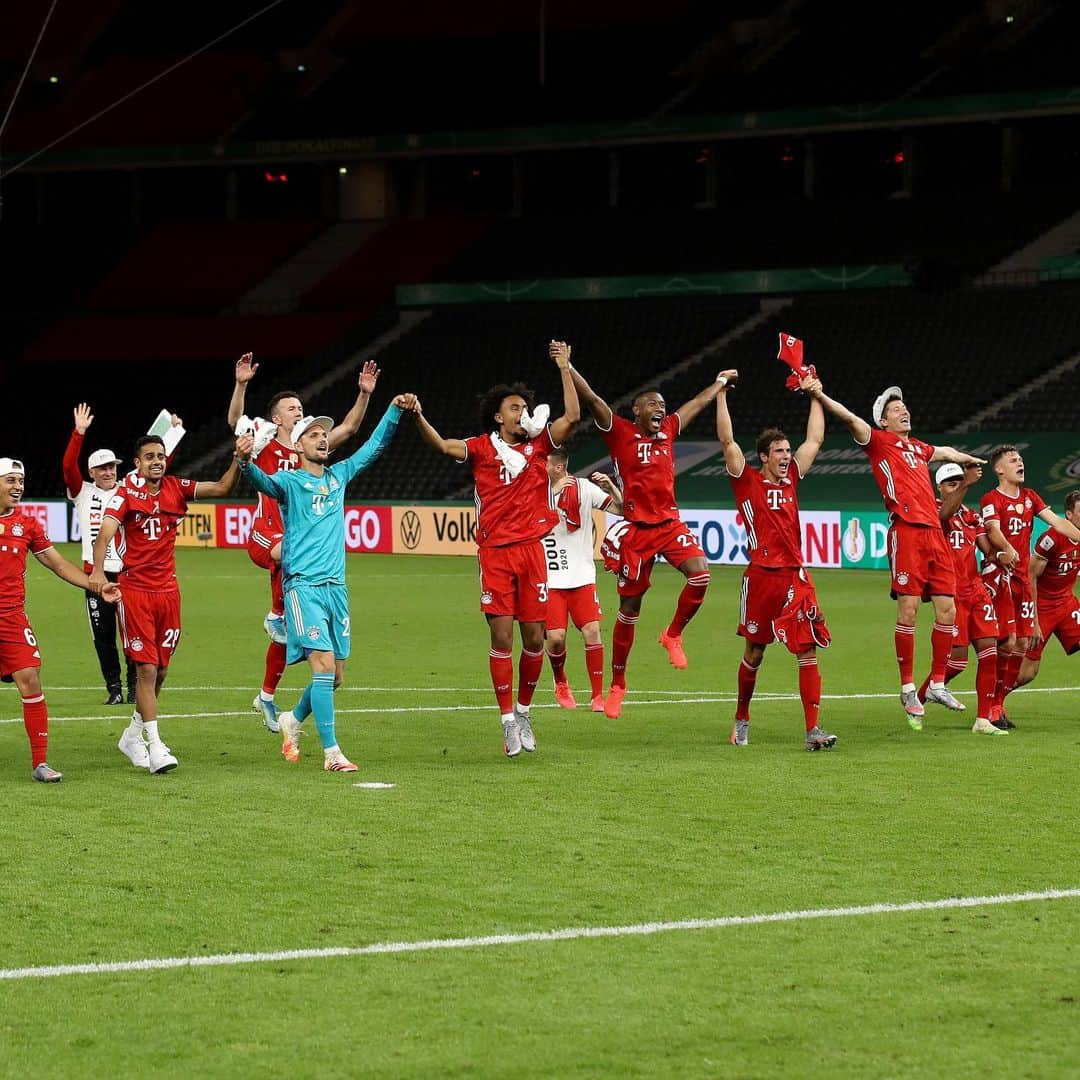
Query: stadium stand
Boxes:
[
  {"xmin": 659, "ymin": 283, "xmax": 1080, "ymax": 439},
  {"xmin": 82, "ymin": 219, "xmax": 326, "ymax": 312},
  {"xmin": 441, "ymin": 187, "xmax": 1080, "ymax": 282}
]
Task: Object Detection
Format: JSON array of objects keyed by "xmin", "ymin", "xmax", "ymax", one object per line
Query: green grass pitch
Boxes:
[{"xmin": 2, "ymin": 546, "xmax": 1078, "ymax": 1078}]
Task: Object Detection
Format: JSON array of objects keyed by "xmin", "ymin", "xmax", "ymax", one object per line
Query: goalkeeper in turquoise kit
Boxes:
[{"xmin": 239, "ymin": 387, "xmax": 418, "ymax": 772}]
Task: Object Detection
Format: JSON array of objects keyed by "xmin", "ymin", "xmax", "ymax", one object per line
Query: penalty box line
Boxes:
[{"xmin": 0, "ymin": 888, "xmax": 1077, "ymax": 982}]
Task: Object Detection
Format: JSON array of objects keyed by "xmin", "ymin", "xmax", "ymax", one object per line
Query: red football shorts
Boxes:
[
  {"xmin": 1025, "ymin": 595, "xmax": 1080, "ymax": 661},
  {"xmin": 887, "ymin": 521, "xmax": 955, "ymax": 598},
  {"xmin": 601, "ymin": 519, "xmax": 705, "ymax": 598},
  {"xmin": 954, "ymin": 583, "xmax": 999, "ymax": 648},
  {"xmin": 0, "ymin": 609, "xmax": 42, "ymax": 680},
  {"xmin": 248, "ymin": 527, "xmax": 283, "ymax": 572},
  {"xmin": 982, "ymin": 568, "xmax": 1017, "ymax": 640},
  {"xmin": 738, "ymin": 564, "xmax": 799, "ymax": 645},
  {"xmin": 1008, "ymin": 574, "xmax": 1037, "ymax": 638},
  {"xmin": 478, "ymin": 541, "xmax": 549, "ymax": 622},
  {"xmin": 546, "ymin": 583, "xmax": 603, "ymax": 632},
  {"xmin": 118, "ymin": 587, "xmax": 183, "ymax": 668}
]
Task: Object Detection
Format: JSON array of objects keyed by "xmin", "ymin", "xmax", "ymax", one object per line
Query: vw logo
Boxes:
[{"xmin": 400, "ymin": 510, "xmax": 422, "ymax": 550}]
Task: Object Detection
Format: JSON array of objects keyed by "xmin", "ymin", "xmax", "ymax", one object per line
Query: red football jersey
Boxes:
[
  {"xmin": 105, "ymin": 475, "xmax": 197, "ymax": 590},
  {"xmin": 858, "ymin": 428, "xmax": 938, "ymax": 527},
  {"xmin": 252, "ymin": 438, "xmax": 300, "ymax": 533},
  {"xmin": 729, "ymin": 461, "xmax": 804, "ymax": 569},
  {"xmin": 463, "ymin": 429, "xmax": 559, "ymax": 548},
  {"xmin": 0, "ymin": 508, "xmax": 53, "ymax": 614},
  {"xmin": 942, "ymin": 502, "xmax": 984, "ymax": 596},
  {"xmin": 979, "ymin": 487, "xmax": 1047, "ymax": 574},
  {"xmin": 601, "ymin": 414, "xmax": 681, "ymax": 525},
  {"xmin": 1032, "ymin": 527, "xmax": 1080, "ymax": 605}
]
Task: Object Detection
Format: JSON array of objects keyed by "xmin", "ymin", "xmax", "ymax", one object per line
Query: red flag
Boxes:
[{"xmin": 777, "ymin": 332, "xmax": 817, "ymax": 392}]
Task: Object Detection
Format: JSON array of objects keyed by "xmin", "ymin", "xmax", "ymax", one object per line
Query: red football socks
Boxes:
[
  {"xmin": 489, "ymin": 649, "xmax": 513, "ymax": 713},
  {"xmin": 975, "ymin": 645, "xmax": 998, "ymax": 719},
  {"xmin": 930, "ymin": 623, "xmax": 954, "ymax": 683},
  {"xmin": 585, "ymin": 642, "xmax": 605, "ymax": 699},
  {"xmin": 1000, "ymin": 650, "xmax": 1023, "ymax": 700},
  {"xmin": 666, "ymin": 572, "xmax": 710, "ymax": 637},
  {"xmin": 517, "ymin": 648, "xmax": 544, "ymax": 707},
  {"xmin": 22, "ymin": 694, "xmax": 48, "ymax": 768},
  {"xmin": 894, "ymin": 623, "xmax": 916, "ymax": 684},
  {"xmin": 611, "ymin": 611, "xmax": 638, "ymax": 688},
  {"xmin": 263, "ymin": 641, "xmax": 287, "ymax": 696},
  {"xmin": 548, "ymin": 647, "xmax": 568, "ymax": 684},
  {"xmin": 797, "ymin": 656, "xmax": 821, "ymax": 731},
  {"xmin": 735, "ymin": 658, "xmax": 759, "ymax": 722}
]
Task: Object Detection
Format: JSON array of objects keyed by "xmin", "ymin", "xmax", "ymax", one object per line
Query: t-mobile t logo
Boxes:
[
  {"xmin": 765, "ymin": 488, "xmax": 784, "ymax": 510},
  {"xmin": 636, "ymin": 443, "xmax": 652, "ymax": 464}
]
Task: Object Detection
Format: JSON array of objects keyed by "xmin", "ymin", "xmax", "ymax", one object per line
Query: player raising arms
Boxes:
[
  {"xmin": 569, "ymin": 359, "xmax": 728, "ymax": 719},
  {"xmin": 239, "ymin": 392, "xmax": 412, "ymax": 773},
  {"xmin": 915, "ymin": 463, "xmax": 1007, "ymax": 735},
  {"xmin": 413, "ymin": 344, "xmax": 579, "ymax": 757},
  {"xmin": 1013, "ymin": 491, "xmax": 1080, "ymax": 693},
  {"xmin": 92, "ymin": 435, "xmax": 246, "ymax": 774},
  {"xmin": 544, "ymin": 450, "xmax": 623, "ymax": 712},
  {"xmin": 227, "ymin": 353, "xmax": 382, "ymax": 735},
  {"xmin": 978, "ymin": 445, "xmax": 1080, "ymax": 726},
  {"xmin": 715, "ymin": 369, "xmax": 838, "ymax": 750},
  {"xmin": 805, "ymin": 382, "xmax": 984, "ymax": 729},
  {"xmin": 1, "ymin": 457, "xmax": 121, "ymax": 782}
]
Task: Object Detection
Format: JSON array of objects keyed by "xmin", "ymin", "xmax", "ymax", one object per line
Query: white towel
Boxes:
[
  {"xmin": 235, "ymin": 415, "xmax": 278, "ymax": 455},
  {"xmin": 489, "ymin": 432, "xmax": 527, "ymax": 479},
  {"xmin": 519, "ymin": 404, "xmax": 550, "ymax": 438}
]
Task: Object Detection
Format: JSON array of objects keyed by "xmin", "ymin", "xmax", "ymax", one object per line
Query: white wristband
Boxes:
[{"xmin": 716, "ymin": 376, "xmax": 728, "ymax": 387}]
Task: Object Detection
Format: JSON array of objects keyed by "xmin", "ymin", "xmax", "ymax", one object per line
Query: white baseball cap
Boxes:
[
  {"xmin": 88, "ymin": 448, "xmax": 122, "ymax": 469},
  {"xmin": 935, "ymin": 463, "xmax": 964, "ymax": 485},
  {"xmin": 0, "ymin": 457, "xmax": 25, "ymax": 477},
  {"xmin": 872, "ymin": 386, "xmax": 904, "ymax": 427},
  {"xmin": 292, "ymin": 415, "xmax": 334, "ymax": 448}
]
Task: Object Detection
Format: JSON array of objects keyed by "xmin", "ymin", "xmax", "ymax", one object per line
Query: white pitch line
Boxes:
[
  {"xmin": 2, "ymin": 684, "xmax": 1078, "ymax": 727},
  {"xmin": 42, "ymin": 683, "xmax": 1080, "ymax": 698},
  {"xmin": 1, "ymin": 887, "xmax": 1076, "ymax": 982}
]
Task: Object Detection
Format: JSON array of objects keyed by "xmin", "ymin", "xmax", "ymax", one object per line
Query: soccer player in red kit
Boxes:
[
  {"xmin": 227, "ymin": 353, "xmax": 381, "ymax": 734},
  {"xmin": 915, "ymin": 463, "xmax": 1007, "ymax": 735},
  {"xmin": 978, "ymin": 445, "xmax": 1080, "ymax": 725},
  {"xmin": 715, "ymin": 369, "xmax": 837, "ymax": 750},
  {"xmin": 413, "ymin": 343, "xmax": 579, "ymax": 757},
  {"xmin": 807, "ymin": 383, "xmax": 984, "ymax": 728},
  {"xmin": 1012, "ymin": 490, "xmax": 1080, "ymax": 694},
  {"xmin": 0, "ymin": 456, "xmax": 120, "ymax": 782},
  {"xmin": 92, "ymin": 434, "xmax": 248, "ymax": 774},
  {"xmin": 570, "ymin": 363, "xmax": 732, "ymax": 719}
]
